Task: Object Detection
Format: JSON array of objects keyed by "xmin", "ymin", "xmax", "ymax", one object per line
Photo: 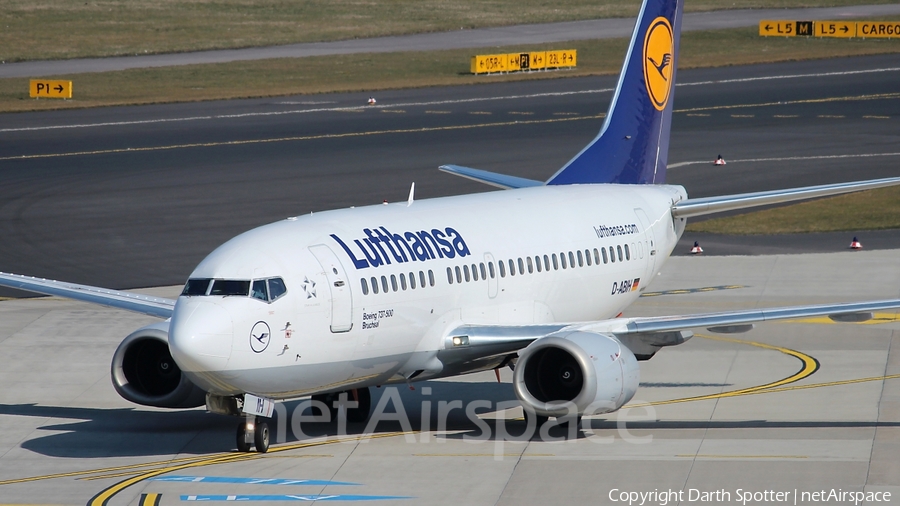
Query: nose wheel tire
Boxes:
[{"xmin": 236, "ymin": 416, "xmax": 270, "ymax": 453}]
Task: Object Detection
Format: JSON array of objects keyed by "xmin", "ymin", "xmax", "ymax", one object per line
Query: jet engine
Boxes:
[
  {"xmin": 110, "ymin": 321, "xmax": 206, "ymax": 408},
  {"xmin": 512, "ymin": 331, "xmax": 639, "ymax": 417}
]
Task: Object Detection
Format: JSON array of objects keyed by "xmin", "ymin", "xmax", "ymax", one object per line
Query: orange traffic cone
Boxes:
[
  {"xmin": 690, "ymin": 241, "xmax": 703, "ymax": 254},
  {"xmin": 850, "ymin": 236, "xmax": 862, "ymax": 250}
]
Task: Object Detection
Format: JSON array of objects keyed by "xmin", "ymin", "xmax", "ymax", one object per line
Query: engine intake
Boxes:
[
  {"xmin": 111, "ymin": 322, "xmax": 206, "ymax": 408},
  {"xmin": 513, "ymin": 331, "xmax": 639, "ymax": 417}
]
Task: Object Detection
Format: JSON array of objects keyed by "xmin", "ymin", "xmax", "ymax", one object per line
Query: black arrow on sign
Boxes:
[
  {"xmin": 840, "ymin": 25, "xmax": 849, "ymax": 33},
  {"xmin": 765, "ymin": 24, "xmax": 773, "ymax": 31},
  {"xmin": 54, "ymin": 85, "xmax": 64, "ymax": 93}
]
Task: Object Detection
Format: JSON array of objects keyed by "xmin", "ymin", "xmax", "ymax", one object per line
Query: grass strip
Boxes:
[
  {"xmin": 2, "ymin": 26, "xmax": 899, "ymax": 113},
  {"xmin": 2, "ymin": 0, "xmax": 896, "ymax": 62},
  {"xmin": 685, "ymin": 186, "xmax": 900, "ymax": 234}
]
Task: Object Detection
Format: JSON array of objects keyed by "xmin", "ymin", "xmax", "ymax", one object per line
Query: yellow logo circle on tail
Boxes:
[{"xmin": 643, "ymin": 17, "xmax": 674, "ymax": 111}]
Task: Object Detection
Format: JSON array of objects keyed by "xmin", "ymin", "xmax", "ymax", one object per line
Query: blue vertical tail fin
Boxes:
[{"xmin": 546, "ymin": 0, "xmax": 683, "ymax": 186}]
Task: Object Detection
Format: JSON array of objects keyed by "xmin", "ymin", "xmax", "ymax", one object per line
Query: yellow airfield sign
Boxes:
[
  {"xmin": 30, "ymin": 80, "xmax": 72, "ymax": 99},
  {"xmin": 815, "ymin": 21, "xmax": 856, "ymax": 38}
]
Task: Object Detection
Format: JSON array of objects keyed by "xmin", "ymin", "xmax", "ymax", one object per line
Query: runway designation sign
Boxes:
[{"xmin": 30, "ymin": 80, "xmax": 72, "ymax": 99}]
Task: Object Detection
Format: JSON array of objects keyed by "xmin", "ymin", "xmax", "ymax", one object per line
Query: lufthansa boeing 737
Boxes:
[{"xmin": 3, "ymin": 0, "xmax": 900, "ymax": 453}]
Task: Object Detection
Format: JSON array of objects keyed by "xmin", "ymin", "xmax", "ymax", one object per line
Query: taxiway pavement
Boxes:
[{"xmin": 0, "ymin": 250, "xmax": 897, "ymax": 505}]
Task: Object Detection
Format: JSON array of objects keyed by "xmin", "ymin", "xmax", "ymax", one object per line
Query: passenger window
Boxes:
[
  {"xmin": 560, "ymin": 252, "xmax": 567, "ymax": 269},
  {"xmin": 447, "ymin": 267, "xmax": 454, "ymax": 284},
  {"xmin": 428, "ymin": 270, "xmax": 435, "ymax": 287},
  {"xmin": 499, "ymin": 261, "xmax": 506, "ymax": 277},
  {"xmin": 617, "ymin": 245, "xmax": 623, "ymax": 262},
  {"xmin": 568, "ymin": 251, "xmax": 575, "ymax": 268},
  {"xmin": 480, "ymin": 263, "xmax": 487, "ymax": 280},
  {"xmin": 509, "ymin": 259, "xmax": 516, "ymax": 276},
  {"xmin": 527, "ymin": 256, "xmax": 534, "ymax": 274},
  {"xmin": 410, "ymin": 272, "xmax": 417, "ymax": 289},
  {"xmin": 251, "ymin": 280, "xmax": 268, "ymax": 301},
  {"xmin": 471, "ymin": 264, "xmax": 478, "ymax": 281},
  {"xmin": 552, "ymin": 254, "xmax": 559, "ymax": 270},
  {"xmin": 381, "ymin": 276, "xmax": 388, "ymax": 293},
  {"xmin": 518, "ymin": 258, "xmax": 525, "ymax": 274},
  {"xmin": 489, "ymin": 262, "xmax": 495, "ymax": 279},
  {"xmin": 390, "ymin": 275, "xmax": 398, "ymax": 292},
  {"xmin": 584, "ymin": 249, "xmax": 591, "ymax": 266},
  {"xmin": 371, "ymin": 277, "xmax": 379, "ymax": 294},
  {"xmin": 419, "ymin": 271, "xmax": 426, "ymax": 288},
  {"xmin": 535, "ymin": 256, "xmax": 541, "ymax": 273},
  {"xmin": 455, "ymin": 266, "xmax": 462, "ymax": 283},
  {"xmin": 400, "ymin": 273, "xmax": 407, "ymax": 290},
  {"xmin": 361, "ymin": 278, "xmax": 369, "ymax": 295},
  {"xmin": 210, "ymin": 279, "xmax": 250, "ymax": 296},
  {"xmin": 182, "ymin": 278, "xmax": 212, "ymax": 296},
  {"xmin": 625, "ymin": 244, "xmax": 631, "ymax": 261},
  {"xmin": 602, "ymin": 247, "xmax": 609, "ymax": 264},
  {"xmin": 268, "ymin": 278, "xmax": 287, "ymax": 301},
  {"xmin": 543, "ymin": 255, "xmax": 550, "ymax": 271},
  {"xmin": 464, "ymin": 265, "xmax": 471, "ymax": 282},
  {"xmin": 609, "ymin": 246, "xmax": 616, "ymax": 263}
]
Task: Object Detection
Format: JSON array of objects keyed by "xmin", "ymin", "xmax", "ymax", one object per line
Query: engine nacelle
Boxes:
[
  {"xmin": 513, "ymin": 331, "xmax": 639, "ymax": 417},
  {"xmin": 110, "ymin": 321, "xmax": 206, "ymax": 408}
]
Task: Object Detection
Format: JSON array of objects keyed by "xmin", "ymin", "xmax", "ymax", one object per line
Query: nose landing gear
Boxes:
[{"xmin": 236, "ymin": 415, "xmax": 270, "ymax": 453}]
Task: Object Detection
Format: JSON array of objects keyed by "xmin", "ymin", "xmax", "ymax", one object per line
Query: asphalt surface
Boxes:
[
  {"xmin": 0, "ymin": 54, "xmax": 899, "ymax": 293},
  {"xmin": 2, "ymin": 251, "xmax": 898, "ymax": 504},
  {"xmin": 3, "ymin": 4, "xmax": 900, "ymax": 78}
]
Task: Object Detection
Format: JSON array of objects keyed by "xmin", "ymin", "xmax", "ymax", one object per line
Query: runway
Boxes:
[
  {"xmin": 0, "ymin": 250, "xmax": 897, "ymax": 505},
  {"xmin": 1, "ymin": 54, "xmax": 899, "ymax": 291},
  {"xmin": 0, "ymin": 54, "xmax": 899, "ymax": 504}
]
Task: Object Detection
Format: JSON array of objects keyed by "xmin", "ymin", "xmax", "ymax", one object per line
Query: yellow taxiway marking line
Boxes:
[
  {"xmin": 0, "ymin": 454, "xmax": 215, "ymax": 486},
  {"xmin": 0, "ymin": 115, "xmax": 603, "ymax": 162},
  {"xmin": 139, "ymin": 493, "xmax": 161, "ymax": 506},
  {"xmin": 629, "ymin": 334, "xmax": 819, "ymax": 408},
  {"xmin": 675, "ymin": 92, "xmax": 900, "ymax": 114},
  {"xmin": 86, "ymin": 431, "xmax": 413, "ymax": 506}
]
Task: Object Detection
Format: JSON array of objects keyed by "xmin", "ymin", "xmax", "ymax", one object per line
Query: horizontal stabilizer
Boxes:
[
  {"xmin": 672, "ymin": 176, "xmax": 900, "ymax": 219},
  {"xmin": 439, "ymin": 165, "xmax": 543, "ymax": 190}
]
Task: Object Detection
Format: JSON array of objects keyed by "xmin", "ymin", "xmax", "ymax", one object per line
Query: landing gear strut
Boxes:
[
  {"xmin": 311, "ymin": 387, "xmax": 372, "ymax": 423},
  {"xmin": 236, "ymin": 415, "xmax": 270, "ymax": 453}
]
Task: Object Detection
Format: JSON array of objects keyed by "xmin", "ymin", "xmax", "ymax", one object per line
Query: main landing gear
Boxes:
[
  {"xmin": 236, "ymin": 415, "xmax": 270, "ymax": 453},
  {"xmin": 311, "ymin": 387, "xmax": 372, "ymax": 423}
]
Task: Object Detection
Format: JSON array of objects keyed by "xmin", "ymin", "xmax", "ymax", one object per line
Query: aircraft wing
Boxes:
[
  {"xmin": 672, "ymin": 176, "xmax": 900, "ymax": 219},
  {"xmin": 0, "ymin": 272, "xmax": 175, "ymax": 319},
  {"xmin": 440, "ymin": 298, "xmax": 900, "ymax": 366}
]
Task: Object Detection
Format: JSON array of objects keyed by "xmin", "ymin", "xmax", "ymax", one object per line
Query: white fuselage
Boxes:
[{"xmin": 168, "ymin": 183, "xmax": 687, "ymax": 399}]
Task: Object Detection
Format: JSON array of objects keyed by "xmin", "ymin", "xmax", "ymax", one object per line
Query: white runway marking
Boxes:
[
  {"xmin": 3, "ymin": 67, "xmax": 898, "ymax": 134},
  {"xmin": 668, "ymin": 152, "xmax": 900, "ymax": 169}
]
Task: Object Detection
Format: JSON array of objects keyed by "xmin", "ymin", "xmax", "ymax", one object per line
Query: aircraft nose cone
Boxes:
[{"xmin": 169, "ymin": 299, "xmax": 234, "ymax": 373}]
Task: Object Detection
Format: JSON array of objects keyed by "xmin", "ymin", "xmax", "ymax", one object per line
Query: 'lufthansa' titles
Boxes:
[
  {"xmin": 643, "ymin": 16, "xmax": 674, "ymax": 112},
  {"xmin": 332, "ymin": 227, "xmax": 470, "ymax": 269}
]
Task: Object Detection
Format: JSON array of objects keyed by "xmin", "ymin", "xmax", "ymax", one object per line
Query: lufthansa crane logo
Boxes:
[
  {"xmin": 249, "ymin": 321, "xmax": 271, "ymax": 353},
  {"xmin": 643, "ymin": 16, "xmax": 674, "ymax": 111}
]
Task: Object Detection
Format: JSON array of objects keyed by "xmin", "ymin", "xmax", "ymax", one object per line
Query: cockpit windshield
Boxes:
[{"xmin": 182, "ymin": 277, "xmax": 287, "ymax": 302}]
